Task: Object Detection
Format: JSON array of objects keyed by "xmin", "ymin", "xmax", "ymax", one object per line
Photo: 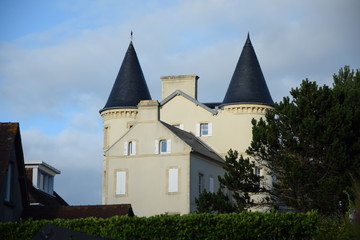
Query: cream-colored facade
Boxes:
[
  {"xmin": 100, "ymin": 36, "xmax": 274, "ymax": 216},
  {"xmin": 101, "ymin": 100, "xmax": 225, "ymax": 216}
]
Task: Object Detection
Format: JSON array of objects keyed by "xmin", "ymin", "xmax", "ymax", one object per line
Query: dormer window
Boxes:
[
  {"xmin": 25, "ymin": 161, "xmax": 60, "ymax": 196},
  {"xmin": 38, "ymin": 169, "xmax": 54, "ymax": 195}
]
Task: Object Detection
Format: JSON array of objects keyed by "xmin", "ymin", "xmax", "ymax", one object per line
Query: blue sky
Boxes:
[{"xmin": 1, "ymin": 0, "xmax": 359, "ymax": 205}]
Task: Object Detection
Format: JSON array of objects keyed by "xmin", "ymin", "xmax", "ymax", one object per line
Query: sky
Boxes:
[{"xmin": 1, "ymin": 0, "xmax": 359, "ymax": 205}]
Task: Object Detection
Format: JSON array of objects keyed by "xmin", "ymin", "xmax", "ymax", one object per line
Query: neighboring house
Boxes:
[
  {"xmin": 0, "ymin": 123, "xmax": 28, "ymax": 222},
  {"xmin": 0, "ymin": 123, "xmax": 133, "ymax": 222},
  {"xmin": 100, "ymin": 34, "xmax": 274, "ymax": 216},
  {"xmin": 25, "ymin": 161, "xmax": 68, "ymax": 206}
]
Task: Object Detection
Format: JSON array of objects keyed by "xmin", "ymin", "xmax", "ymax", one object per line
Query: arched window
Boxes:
[{"xmin": 128, "ymin": 141, "xmax": 136, "ymax": 155}]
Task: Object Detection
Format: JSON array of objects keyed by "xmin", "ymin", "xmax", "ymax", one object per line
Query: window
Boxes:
[
  {"xmin": 209, "ymin": 177, "xmax": 215, "ymax": 193},
  {"xmin": 116, "ymin": 171, "xmax": 127, "ymax": 195},
  {"xmin": 128, "ymin": 141, "xmax": 136, "ymax": 155},
  {"xmin": 196, "ymin": 123, "xmax": 212, "ymax": 137},
  {"xmin": 37, "ymin": 170, "xmax": 54, "ymax": 195},
  {"xmin": 124, "ymin": 141, "xmax": 136, "ymax": 156},
  {"xmin": 104, "ymin": 126, "xmax": 109, "ymax": 148},
  {"xmin": 255, "ymin": 167, "xmax": 261, "ymax": 186},
  {"xmin": 168, "ymin": 168, "xmax": 178, "ymax": 193},
  {"xmin": 160, "ymin": 140, "xmax": 167, "ymax": 153},
  {"xmin": 155, "ymin": 139, "xmax": 171, "ymax": 154},
  {"xmin": 4, "ymin": 162, "xmax": 13, "ymax": 202},
  {"xmin": 198, "ymin": 173, "xmax": 204, "ymax": 194},
  {"xmin": 200, "ymin": 124, "xmax": 208, "ymax": 136}
]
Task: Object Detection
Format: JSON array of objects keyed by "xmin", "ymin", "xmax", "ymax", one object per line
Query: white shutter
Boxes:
[
  {"xmin": 155, "ymin": 140, "xmax": 159, "ymax": 154},
  {"xmin": 168, "ymin": 168, "xmax": 178, "ymax": 192},
  {"xmin": 124, "ymin": 141, "xmax": 128, "ymax": 155},
  {"xmin": 131, "ymin": 141, "xmax": 136, "ymax": 155},
  {"xmin": 116, "ymin": 171, "xmax": 126, "ymax": 195},
  {"xmin": 167, "ymin": 139, "xmax": 171, "ymax": 153},
  {"xmin": 209, "ymin": 177, "xmax": 215, "ymax": 193},
  {"xmin": 196, "ymin": 123, "xmax": 200, "ymax": 137},
  {"xmin": 208, "ymin": 123, "xmax": 213, "ymax": 136}
]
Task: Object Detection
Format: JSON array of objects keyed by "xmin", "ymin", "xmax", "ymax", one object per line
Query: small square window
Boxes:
[{"xmin": 200, "ymin": 123, "xmax": 209, "ymax": 136}]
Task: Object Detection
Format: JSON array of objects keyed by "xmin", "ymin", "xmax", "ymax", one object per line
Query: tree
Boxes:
[
  {"xmin": 195, "ymin": 149, "xmax": 267, "ymax": 213},
  {"xmin": 247, "ymin": 66, "xmax": 360, "ymax": 215}
]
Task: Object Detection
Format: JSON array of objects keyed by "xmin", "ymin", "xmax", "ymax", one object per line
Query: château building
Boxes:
[{"xmin": 100, "ymin": 34, "xmax": 274, "ymax": 216}]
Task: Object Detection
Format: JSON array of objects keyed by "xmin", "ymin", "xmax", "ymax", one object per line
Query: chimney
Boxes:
[
  {"xmin": 137, "ymin": 100, "xmax": 159, "ymax": 122},
  {"xmin": 161, "ymin": 75, "xmax": 199, "ymax": 100}
]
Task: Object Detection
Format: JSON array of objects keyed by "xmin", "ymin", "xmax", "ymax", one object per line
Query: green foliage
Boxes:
[
  {"xmin": 195, "ymin": 188, "xmax": 236, "ymax": 213},
  {"xmin": 0, "ymin": 211, "xmax": 322, "ymax": 240},
  {"xmin": 247, "ymin": 66, "xmax": 360, "ymax": 215},
  {"xmin": 195, "ymin": 149, "xmax": 267, "ymax": 213},
  {"xmin": 220, "ymin": 149, "xmax": 268, "ymax": 211}
]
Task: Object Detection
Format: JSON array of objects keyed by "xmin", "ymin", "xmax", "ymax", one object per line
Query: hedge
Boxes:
[{"xmin": 0, "ymin": 211, "xmax": 343, "ymax": 240}]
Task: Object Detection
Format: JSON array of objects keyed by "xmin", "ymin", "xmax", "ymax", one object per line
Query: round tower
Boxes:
[
  {"xmin": 219, "ymin": 33, "xmax": 274, "ymax": 156},
  {"xmin": 100, "ymin": 41, "xmax": 152, "ymax": 150}
]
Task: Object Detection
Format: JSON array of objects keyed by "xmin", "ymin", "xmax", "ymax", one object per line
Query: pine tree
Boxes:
[
  {"xmin": 247, "ymin": 66, "xmax": 360, "ymax": 215},
  {"xmin": 195, "ymin": 149, "xmax": 267, "ymax": 212}
]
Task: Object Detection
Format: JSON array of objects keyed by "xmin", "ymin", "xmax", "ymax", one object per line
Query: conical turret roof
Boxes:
[
  {"xmin": 222, "ymin": 34, "xmax": 273, "ymax": 106},
  {"xmin": 100, "ymin": 41, "xmax": 152, "ymax": 112}
]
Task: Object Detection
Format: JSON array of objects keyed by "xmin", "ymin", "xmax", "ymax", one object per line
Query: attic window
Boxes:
[{"xmin": 37, "ymin": 169, "xmax": 54, "ymax": 195}]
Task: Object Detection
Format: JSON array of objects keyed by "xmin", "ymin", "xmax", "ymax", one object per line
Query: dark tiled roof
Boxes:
[
  {"xmin": 100, "ymin": 41, "xmax": 152, "ymax": 112},
  {"xmin": 22, "ymin": 204, "xmax": 134, "ymax": 220},
  {"xmin": 26, "ymin": 177, "xmax": 68, "ymax": 206},
  {"xmin": 223, "ymin": 34, "xmax": 274, "ymax": 106},
  {"xmin": 161, "ymin": 122, "xmax": 224, "ymax": 163},
  {"xmin": 0, "ymin": 122, "xmax": 28, "ymax": 208}
]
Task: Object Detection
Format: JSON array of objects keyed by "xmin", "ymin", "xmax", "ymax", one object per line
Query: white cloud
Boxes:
[{"xmin": 1, "ymin": 0, "xmax": 359, "ymax": 205}]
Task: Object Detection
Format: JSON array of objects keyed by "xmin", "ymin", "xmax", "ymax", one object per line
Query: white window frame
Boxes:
[
  {"xmin": 157, "ymin": 139, "xmax": 171, "ymax": 154},
  {"xmin": 37, "ymin": 169, "xmax": 54, "ymax": 195},
  {"xmin": 128, "ymin": 141, "xmax": 136, "ymax": 155},
  {"xmin": 160, "ymin": 140, "xmax": 167, "ymax": 154},
  {"xmin": 196, "ymin": 123, "xmax": 212, "ymax": 137},
  {"xmin": 168, "ymin": 168, "xmax": 179, "ymax": 193},
  {"xmin": 116, "ymin": 170, "xmax": 127, "ymax": 195}
]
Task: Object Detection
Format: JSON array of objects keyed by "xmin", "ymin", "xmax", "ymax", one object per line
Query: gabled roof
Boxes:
[
  {"xmin": 100, "ymin": 41, "xmax": 152, "ymax": 113},
  {"xmin": 161, "ymin": 121, "xmax": 224, "ymax": 163},
  {"xmin": 222, "ymin": 34, "xmax": 274, "ymax": 106},
  {"xmin": 0, "ymin": 123, "xmax": 28, "ymax": 208},
  {"xmin": 160, "ymin": 90, "xmax": 218, "ymax": 115}
]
